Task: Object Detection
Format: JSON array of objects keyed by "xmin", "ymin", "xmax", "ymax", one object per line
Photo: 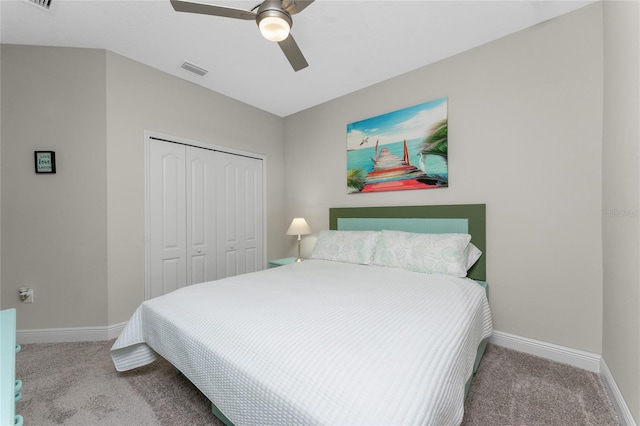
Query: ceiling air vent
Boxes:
[
  {"xmin": 180, "ymin": 61, "xmax": 208, "ymax": 77},
  {"xmin": 27, "ymin": 0, "xmax": 52, "ymax": 10}
]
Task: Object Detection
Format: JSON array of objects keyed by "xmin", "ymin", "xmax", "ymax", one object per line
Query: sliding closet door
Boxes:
[
  {"xmin": 186, "ymin": 146, "xmax": 218, "ymax": 285},
  {"xmin": 148, "ymin": 140, "xmax": 187, "ymax": 299},
  {"xmin": 147, "ymin": 136, "xmax": 265, "ymax": 299},
  {"xmin": 216, "ymin": 151, "xmax": 264, "ymax": 279}
]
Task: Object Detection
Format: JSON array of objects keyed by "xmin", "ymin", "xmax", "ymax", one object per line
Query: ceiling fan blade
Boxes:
[
  {"xmin": 170, "ymin": 0, "xmax": 256, "ymax": 20},
  {"xmin": 277, "ymin": 34, "xmax": 308, "ymax": 71},
  {"xmin": 282, "ymin": 0, "xmax": 315, "ymax": 15}
]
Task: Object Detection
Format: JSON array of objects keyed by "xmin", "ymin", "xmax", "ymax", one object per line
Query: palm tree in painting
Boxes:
[
  {"xmin": 417, "ymin": 119, "xmax": 448, "ymax": 185},
  {"xmin": 419, "ymin": 119, "xmax": 448, "ymax": 159},
  {"xmin": 347, "ymin": 168, "xmax": 366, "ymax": 193}
]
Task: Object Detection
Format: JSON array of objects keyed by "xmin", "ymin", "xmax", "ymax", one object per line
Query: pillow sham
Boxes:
[
  {"xmin": 310, "ymin": 230, "xmax": 381, "ymax": 265},
  {"xmin": 372, "ymin": 230, "xmax": 472, "ymax": 277},
  {"xmin": 465, "ymin": 242, "xmax": 482, "ymax": 270}
]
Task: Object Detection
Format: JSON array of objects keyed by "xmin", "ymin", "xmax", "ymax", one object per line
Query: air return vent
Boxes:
[
  {"xmin": 180, "ymin": 61, "xmax": 208, "ymax": 77},
  {"xmin": 27, "ymin": 0, "xmax": 52, "ymax": 10}
]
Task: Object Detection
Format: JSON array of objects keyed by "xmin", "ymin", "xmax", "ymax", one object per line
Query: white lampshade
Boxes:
[
  {"xmin": 259, "ymin": 16, "xmax": 290, "ymax": 42},
  {"xmin": 286, "ymin": 218, "xmax": 311, "ymax": 236}
]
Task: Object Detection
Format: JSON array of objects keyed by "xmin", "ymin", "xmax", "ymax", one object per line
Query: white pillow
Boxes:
[
  {"xmin": 465, "ymin": 243, "xmax": 482, "ymax": 270},
  {"xmin": 311, "ymin": 230, "xmax": 381, "ymax": 264},
  {"xmin": 372, "ymin": 230, "xmax": 472, "ymax": 277}
]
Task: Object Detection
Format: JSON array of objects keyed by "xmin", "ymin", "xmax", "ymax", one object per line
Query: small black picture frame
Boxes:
[{"xmin": 35, "ymin": 151, "xmax": 56, "ymax": 174}]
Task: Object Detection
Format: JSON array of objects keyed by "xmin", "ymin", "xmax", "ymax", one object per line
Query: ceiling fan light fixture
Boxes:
[{"xmin": 257, "ymin": 9, "xmax": 292, "ymax": 42}]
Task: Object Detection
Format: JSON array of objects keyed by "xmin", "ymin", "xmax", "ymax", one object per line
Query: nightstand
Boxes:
[{"xmin": 268, "ymin": 257, "xmax": 297, "ymax": 268}]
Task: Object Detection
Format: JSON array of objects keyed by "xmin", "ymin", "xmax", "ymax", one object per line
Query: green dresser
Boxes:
[{"xmin": 0, "ymin": 308, "xmax": 22, "ymax": 426}]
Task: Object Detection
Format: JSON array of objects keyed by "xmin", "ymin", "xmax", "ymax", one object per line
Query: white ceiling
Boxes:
[{"xmin": 1, "ymin": 0, "xmax": 595, "ymax": 117}]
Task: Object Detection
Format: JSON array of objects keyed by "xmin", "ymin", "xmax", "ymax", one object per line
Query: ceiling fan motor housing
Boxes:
[{"xmin": 257, "ymin": 0, "xmax": 293, "ymax": 40}]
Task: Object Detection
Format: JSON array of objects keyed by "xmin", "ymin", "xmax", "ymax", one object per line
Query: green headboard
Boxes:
[{"xmin": 329, "ymin": 204, "xmax": 486, "ymax": 281}]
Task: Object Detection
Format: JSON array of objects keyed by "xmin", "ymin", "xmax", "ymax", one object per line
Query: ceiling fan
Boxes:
[{"xmin": 170, "ymin": 0, "xmax": 315, "ymax": 71}]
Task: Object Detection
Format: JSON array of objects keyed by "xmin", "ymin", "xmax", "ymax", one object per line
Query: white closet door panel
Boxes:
[
  {"xmin": 189, "ymin": 157, "xmax": 207, "ymax": 247},
  {"xmin": 161, "ymin": 155, "xmax": 183, "ymax": 249},
  {"xmin": 244, "ymin": 247, "xmax": 259, "ymax": 273},
  {"xmin": 218, "ymin": 159, "xmax": 238, "ymax": 279},
  {"xmin": 244, "ymin": 167, "xmax": 258, "ymax": 241},
  {"xmin": 186, "ymin": 147, "xmax": 218, "ymax": 285},
  {"xmin": 162, "ymin": 258, "xmax": 182, "ymax": 295},
  {"xmin": 225, "ymin": 250, "xmax": 239, "ymax": 278},
  {"xmin": 223, "ymin": 163, "xmax": 238, "ymax": 244},
  {"xmin": 216, "ymin": 152, "xmax": 263, "ymax": 279},
  {"xmin": 191, "ymin": 255, "xmax": 206, "ymax": 284},
  {"xmin": 149, "ymin": 140, "xmax": 187, "ymax": 299},
  {"xmin": 242, "ymin": 166, "xmax": 261, "ymax": 273}
]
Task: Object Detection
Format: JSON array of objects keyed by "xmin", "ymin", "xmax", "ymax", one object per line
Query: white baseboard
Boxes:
[
  {"xmin": 600, "ymin": 358, "xmax": 637, "ymax": 426},
  {"xmin": 17, "ymin": 322, "xmax": 126, "ymax": 344},
  {"xmin": 490, "ymin": 330, "xmax": 601, "ymax": 372}
]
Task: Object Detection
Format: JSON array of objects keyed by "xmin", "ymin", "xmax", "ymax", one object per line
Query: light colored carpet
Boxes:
[
  {"xmin": 15, "ymin": 341, "xmax": 159, "ymax": 425},
  {"xmin": 462, "ymin": 344, "xmax": 619, "ymax": 426},
  {"xmin": 15, "ymin": 341, "xmax": 618, "ymax": 425}
]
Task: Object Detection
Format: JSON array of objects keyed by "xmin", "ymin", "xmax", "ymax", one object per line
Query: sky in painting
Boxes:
[{"xmin": 346, "ymin": 97, "xmax": 447, "ymax": 151}]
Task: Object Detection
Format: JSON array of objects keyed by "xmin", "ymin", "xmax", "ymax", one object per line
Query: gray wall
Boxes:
[
  {"xmin": 603, "ymin": 1, "xmax": 639, "ymax": 422},
  {"xmin": 0, "ymin": 45, "xmax": 285, "ymax": 328},
  {"xmin": 283, "ymin": 4, "xmax": 604, "ymax": 354},
  {"xmin": 1, "ymin": 46, "xmax": 108, "ymax": 328}
]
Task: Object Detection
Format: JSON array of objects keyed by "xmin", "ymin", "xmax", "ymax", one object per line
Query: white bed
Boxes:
[{"xmin": 111, "ymin": 204, "xmax": 493, "ymax": 425}]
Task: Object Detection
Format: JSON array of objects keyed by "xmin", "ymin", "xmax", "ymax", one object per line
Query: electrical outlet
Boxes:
[{"xmin": 19, "ymin": 287, "xmax": 34, "ymax": 303}]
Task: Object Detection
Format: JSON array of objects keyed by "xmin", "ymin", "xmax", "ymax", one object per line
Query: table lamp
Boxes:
[{"xmin": 286, "ymin": 218, "xmax": 312, "ymax": 262}]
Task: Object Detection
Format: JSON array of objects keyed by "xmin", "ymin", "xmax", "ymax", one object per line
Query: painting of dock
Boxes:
[{"xmin": 346, "ymin": 97, "xmax": 448, "ymax": 193}]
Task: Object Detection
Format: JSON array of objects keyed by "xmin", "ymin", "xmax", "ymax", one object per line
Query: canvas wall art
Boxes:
[{"xmin": 346, "ymin": 97, "xmax": 448, "ymax": 193}]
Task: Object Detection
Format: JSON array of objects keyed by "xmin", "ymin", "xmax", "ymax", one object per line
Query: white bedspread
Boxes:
[{"xmin": 111, "ymin": 260, "xmax": 492, "ymax": 426}]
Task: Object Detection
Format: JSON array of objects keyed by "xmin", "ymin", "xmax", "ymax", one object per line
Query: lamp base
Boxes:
[{"xmin": 295, "ymin": 238, "xmax": 304, "ymax": 262}]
